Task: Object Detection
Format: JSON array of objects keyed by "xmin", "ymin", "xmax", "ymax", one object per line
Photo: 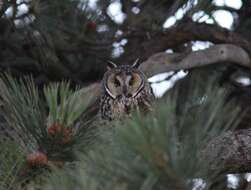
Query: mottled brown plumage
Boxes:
[{"xmin": 100, "ymin": 60, "xmax": 154, "ymax": 120}]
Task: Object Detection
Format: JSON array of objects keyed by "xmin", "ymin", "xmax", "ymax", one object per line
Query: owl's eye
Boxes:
[
  {"xmin": 129, "ymin": 77, "xmax": 134, "ymax": 86},
  {"xmin": 114, "ymin": 78, "xmax": 120, "ymax": 87}
]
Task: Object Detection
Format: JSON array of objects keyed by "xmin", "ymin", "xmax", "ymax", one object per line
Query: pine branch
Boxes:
[
  {"xmin": 40, "ymin": 78, "xmax": 241, "ymax": 190},
  {"xmin": 0, "ymin": 74, "xmax": 96, "ymax": 188},
  {"xmin": 0, "ymin": 139, "xmax": 25, "ymax": 190}
]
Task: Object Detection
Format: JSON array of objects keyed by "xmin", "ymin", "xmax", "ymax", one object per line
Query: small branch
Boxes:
[
  {"xmin": 0, "ymin": 1, "xmax": 9, "ymax": 18},
  {"xmin": 140, "ymin": 44, "xmax": 251, "ymax": 77},
  {"xmin": 165, "ymin": 0, "xmax": 184, "ymax": 19},
  {"xmin": 119, "ymin": 19, "xmax": 251, "ymax": 64},
  {"xmin": 76, "ymin": 82, "xmax": 101, "ymax": 102}
]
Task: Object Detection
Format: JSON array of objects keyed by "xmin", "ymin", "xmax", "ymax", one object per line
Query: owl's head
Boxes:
[{"xmin": 102, "ymin": 60, "xmax": 146, "ymax": 100}]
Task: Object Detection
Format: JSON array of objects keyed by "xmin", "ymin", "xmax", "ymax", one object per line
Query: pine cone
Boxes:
[
  {"xmin": 27, "ymin": 152, "xmax": 48, "ymax": 167},
  {"xmin": 47, "ymin": 123, "xmax": 73, "ymax": 144}
]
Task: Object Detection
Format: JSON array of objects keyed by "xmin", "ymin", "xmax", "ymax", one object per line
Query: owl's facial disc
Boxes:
[
  {"xmin": 105, "ymin": 70, "xmax": 144, "ymax": 99},
  {"xmin": 126, "ymin": 73, "xmax": 144, "ymax": 98},
  {"xmin": 105, "ymin": 74, "xmax": 123, "ymax": 99}
]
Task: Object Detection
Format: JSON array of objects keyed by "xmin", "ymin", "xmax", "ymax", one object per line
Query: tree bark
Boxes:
[
  {"xmin": 140, "ymin": 44, "xmax": 251, "ymax": 77},
  {"xmin": 204, "ymin": 128, "xmax": 251, "ymax": 173},
  {"xmin": 120, "ymin": 19, "xmax": 251, "ymax": 64}
]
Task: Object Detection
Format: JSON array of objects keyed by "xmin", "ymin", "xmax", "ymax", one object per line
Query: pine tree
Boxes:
[{"xmin": 0, "ymin": 0, "xmax": 251, "ymax": 190}]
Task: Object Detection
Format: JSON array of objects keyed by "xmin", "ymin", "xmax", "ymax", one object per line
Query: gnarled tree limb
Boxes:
[
  {"xmin": 140, "ymin": 44, "xmax": 251, "ymax": 77},
  {"xmin": 120, "ymin": 19, "xmax": 251, "ymax": 64},
  {"xmin": 204, "ymin": 128, "xmax": 251, "ymax": 173}
]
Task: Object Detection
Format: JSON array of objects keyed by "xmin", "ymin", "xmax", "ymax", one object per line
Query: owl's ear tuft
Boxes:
[
  {"xmin": 107, "ymin": 61, "xmax": 117, "ymax": 70},
  {"xmin": 132, "ymin": 58, "xmax": 141, "ymax": 68}
]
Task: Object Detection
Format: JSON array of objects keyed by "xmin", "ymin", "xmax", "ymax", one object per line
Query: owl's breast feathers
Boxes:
[{"xmin": 100, "ymin": 87, "xmax": 154, "ymax": 120}]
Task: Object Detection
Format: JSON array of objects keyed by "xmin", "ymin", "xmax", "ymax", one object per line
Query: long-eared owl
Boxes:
[{"xmin": 100, "ymin": 60, "xmax": 154, "ymax": 120}]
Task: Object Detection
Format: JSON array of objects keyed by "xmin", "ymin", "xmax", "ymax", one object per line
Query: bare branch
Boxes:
[
  {"xmin": 140, "ymin": 44, "xmax": 251, "ymax": 77},
  {"xmin": 76, "ymin": 82, "xmax": 101, "ymax": 102},
  {"xmin": 120, "ymin": 19, "xmax": 251, "ymax": 64}
]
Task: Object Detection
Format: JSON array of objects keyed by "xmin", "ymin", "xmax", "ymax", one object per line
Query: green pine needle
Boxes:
[{"xmin": 41, "ymin": 79, "xmax": 242, "ymax": 190}]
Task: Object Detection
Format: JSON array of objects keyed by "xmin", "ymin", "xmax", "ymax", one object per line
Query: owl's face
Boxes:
[
  {"xmin": 100, "ymin": 60, "xmax": 153, "ymax": 120},
  {"xmin": 102, "ymin": 61, "xmax": 145, "ymax": 100}
]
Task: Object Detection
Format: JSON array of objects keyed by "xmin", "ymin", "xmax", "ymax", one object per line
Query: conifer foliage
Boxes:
[
  {"xmin": 0, "ymin": 75, "xmax": 93, "ymax": 189},
  {"xmin": 0, "ymin": 75, "xmax": 242, "ymax": 190},
  {"xmin": 0, "ymin": 0, "xmax": 251, "ymax": 189},
  {"xmin": 42, "ymin": 79, "xmax": 240, "ymax": 190}
]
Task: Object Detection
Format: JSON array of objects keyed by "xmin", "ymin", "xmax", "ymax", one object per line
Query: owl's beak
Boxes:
[
  {"xmin": 122, "ymin": 87, "xmax": 132, "ymax": 98},
  {"xmin": 122, "ymin": 85, "xmax": 127, "ymax": 94}
]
